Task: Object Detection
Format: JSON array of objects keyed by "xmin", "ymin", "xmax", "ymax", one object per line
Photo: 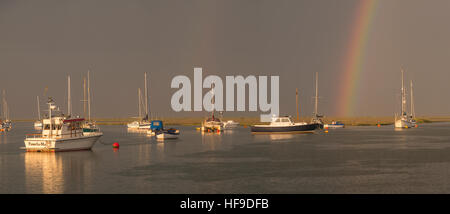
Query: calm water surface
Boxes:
[{"xmin": 2, "ymin": 122, "xmax": 450, "ymax": 193}]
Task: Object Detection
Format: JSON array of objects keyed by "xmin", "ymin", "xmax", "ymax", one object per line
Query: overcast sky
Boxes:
[{"xmin": 1, "ymin": 0, "xmax": 449, "ymax": 119}]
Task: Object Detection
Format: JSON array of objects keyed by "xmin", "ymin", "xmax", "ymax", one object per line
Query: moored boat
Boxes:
[
  {"xmin": 324, "ymin": 121, "xmax": 345, "ymax": 129},
  {"xmin": 311, "ymin": 72, "xmax": 324, "ymax": 129},
  {"xmin": 394, "ymin": 69, "xmax": 414, "ymax": 129},
  {"xmin": 251, "ymin": 116, "xmax": 318, "ymax": 133},
  {"xmin": 201, "ymin": 115, "xmax": 224, "ymax": 132},
  {"xmin": 201, "ymin": 84, "xmax": 223, "ymax": 132},
  {"xmin": 223, "ymin": 120, "xmax": 239, "ymax": 129},
  {"xmin": 147, "ymin": 120, "xmax": 180, "ymax": 139},
  {"xmin": 127, "ymin": 73, "xmax": 151, "ymax": 129},
  {"xmin": 156, "ymin": 129, "xmax": 180, "ymax": 139},
  {"xmin": 23, "ymin": 98, "xmax": 103, "ymax": 152},
  {"xmin": 1, "ymin": 90, "xmax": 12, "ymax": 131}
]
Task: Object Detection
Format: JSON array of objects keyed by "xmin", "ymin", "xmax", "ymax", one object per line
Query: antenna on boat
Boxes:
[{"xmin": 48, "ymin": 97, "xmax": 54, "ymax": 138}]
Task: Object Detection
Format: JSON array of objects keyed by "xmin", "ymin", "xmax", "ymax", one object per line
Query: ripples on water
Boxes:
[{"xmin": 2, "ymin": 122, "xmax": 450, "ymax": 193}]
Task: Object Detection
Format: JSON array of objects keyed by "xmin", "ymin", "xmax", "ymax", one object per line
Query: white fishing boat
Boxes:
[
  {"xmin": 394, "ymin": 70, "xmax": 414, "ymax": 129},
  {"xmin": 127, "ymin": 72, "xmax": 151, "ymax": 129},
  {"xmin": 23, "ymin": 98, "xmax": 103, "ymax": 152}
]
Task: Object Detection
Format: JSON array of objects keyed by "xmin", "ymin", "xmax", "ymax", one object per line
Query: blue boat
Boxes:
[{"xmin": 148, "ymin": 120, "xmax": 180, "ymax": 139}]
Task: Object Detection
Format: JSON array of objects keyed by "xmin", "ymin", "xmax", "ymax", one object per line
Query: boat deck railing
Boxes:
[{"xmin": 25, "ymin": 132, "xmax": 84, "ymax": 139}]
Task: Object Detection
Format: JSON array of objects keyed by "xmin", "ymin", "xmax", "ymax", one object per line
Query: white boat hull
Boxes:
[
  {"xmin": 127, "ymin": 122, "xmax": 150, "ymax": 129},
  {"xmin": 395, "ymin": 119, "xmax": 413, "ymax": 128},
  {"xmin": 324, "ymin": 124, "xmax": 345, "ymax": 129},
  {"xmin": 24, "ymin": 134, "xmax": 102, "ymax": 152},
  {"xmin": 223, "ymin": 121, "xmax": 239, "ymax": 129},
  {"xmin": 156, "ymin": 133, "xmax": 178, "ymax": 139}
]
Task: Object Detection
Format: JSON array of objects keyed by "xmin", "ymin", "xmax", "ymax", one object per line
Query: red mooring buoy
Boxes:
[{"xmin": 112, "ymin": 142, "xmax": 120, "ymax": 149}]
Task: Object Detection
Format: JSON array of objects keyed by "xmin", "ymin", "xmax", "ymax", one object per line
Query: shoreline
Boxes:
[{"xmin": 10, "ymin": 116, "xmax": 450, "ymax": 127}]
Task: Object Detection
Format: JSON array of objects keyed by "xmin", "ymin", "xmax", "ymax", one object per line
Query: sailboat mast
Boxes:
[
  {"xmin": 48, "ymin": 99, "xmax": 52, "ymax": 138},
  {"xmin": 68, "ymin": 75, "xmax": 71, "ymax": 116},
  {"xmin": 296, "ymin": 88, "xmax": 299, "ymax": 121},
  {"xmin": 144, "ymin": 72, "xmax": 149, "ymax": 120},
  {"xmin": 138, "ymin": 88, "xmax": 142, "ymax": 119},
  {"xmin": 88, "ymin": 70, "xmax": 91, "ymax": 121},
  {"xmin": 83, "ymin": 77, "xmax": 87, "ymax": 119},
  {"xmin": 212, "ymin": 83, "xmax": 215, "ymax": 119},
  {"xmin": 37, "ymin": 96, "xmax": 41, "ymax": 120},
  {"xmin": 410, "ymin": 80, "xmax": 415, "ymax": 118},
  {"xmin": 314, "ymin": 72, "xmax": 319, "ymax": 117},
  {"xmin": 2, "ymin": 90, "xmax": 6, "ymax": 120},
  {"xmin": 401, "ymin": 70, "xmax": 406, "ymax": 116}
]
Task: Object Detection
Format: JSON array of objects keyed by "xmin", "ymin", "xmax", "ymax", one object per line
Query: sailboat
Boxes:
[
  {"xmin": 34, "ymin": 96, "xmax": 42, "ymax": 128},
  {"xmin": 394, "ymin": 69, "xmax": 414, "ymax": 129},
  {"xmin": 409, "ymin": 80, "xmax": 417, "ymax": 127},
  {"xmin": 201, "ymin": 83, "xmax": 224, "ymax": 132},
  {"xmin": 1, "ymin": 90, "xmax": 12, "ymax": 131},
  {"xmin": 82, "ymin": 70, "xmax": 102, "ymax": 135},
  {"xmin": 311, "ymin": 72, "xmax": 324, "ymax": 129},
  {"xmin": 127, "ymin": 73, "xmax": 151, "ymax": 129}
]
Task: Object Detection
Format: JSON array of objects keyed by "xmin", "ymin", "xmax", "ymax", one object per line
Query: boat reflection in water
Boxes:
[
  {"xmin": 24, "ymin": 152, "xmax": 64, "ymax": 193},
  {"xmin": 252, "ymin": 133, "xmax": 296, "ymax": 142},
  {"xmin": 127, "ymin": 128, "xmax": 149, "ymax": 134},
  {"xmin": 269, "ymin": 134, "xmax": 295, "ymax": 141},
  {"xmin": 24, "ymin": 151, "xmax": 96, "ymax": 193}
]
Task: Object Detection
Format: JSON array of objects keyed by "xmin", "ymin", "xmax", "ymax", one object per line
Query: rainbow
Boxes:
[{"xmin": 337, "ymin": 0, "xmax": 378, "ymax": 116}]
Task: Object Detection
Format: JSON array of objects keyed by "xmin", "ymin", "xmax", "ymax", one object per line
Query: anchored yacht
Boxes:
[
  {"xmin": 23, "ymin": 98, "xmax": 102, "ymax": 152},
  {"xmin": 394, "ymin": 70, "xmax": 414, "ymax": 129},
  {"xmin": 251, "ymin": 115, "xmax": 318, "ymax": 133}
]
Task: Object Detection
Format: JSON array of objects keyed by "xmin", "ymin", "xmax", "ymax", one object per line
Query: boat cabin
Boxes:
[
  {"xmin": 150, "ymin": 120, "xmax": 164, "ymax": 131},
  {"xmin": 42, "ymin": 117, "xmax": 85, "ymax": 138},
  {"xmin": 270, "ymin": 116, "xmax": 295, "ymax": 126}
]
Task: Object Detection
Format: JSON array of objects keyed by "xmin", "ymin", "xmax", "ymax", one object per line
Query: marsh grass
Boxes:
[{"xmin": 11, "ymin": 116, "xmax": 450, "ymax": 126}]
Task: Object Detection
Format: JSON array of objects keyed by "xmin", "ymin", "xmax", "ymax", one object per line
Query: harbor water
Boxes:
[{"xmin": 2, "ymin": 122, "xmax": 450, "ymax": 193}]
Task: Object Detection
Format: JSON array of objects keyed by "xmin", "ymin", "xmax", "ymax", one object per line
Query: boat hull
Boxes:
[
  {"xmin": 24, "ymin": 134, "xmax": 102, "ymax": 152},
  {"xmin": 156, "ymin": 133, "xmax": 178, "ymax": 139},
  {"xmin": 324, "ymin": 124, "xmax": 345, "ymax": 129},
  {"xmin": 127, "ymin": 122, "xmax": 150, "ymax": 129},
  {"xmin": 251, "ymin": 124, "xmax": 318, "ymax": 133},
  {"xmin": 395, "ymin": 119, "xmax": 413, "ymax": 128}
]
